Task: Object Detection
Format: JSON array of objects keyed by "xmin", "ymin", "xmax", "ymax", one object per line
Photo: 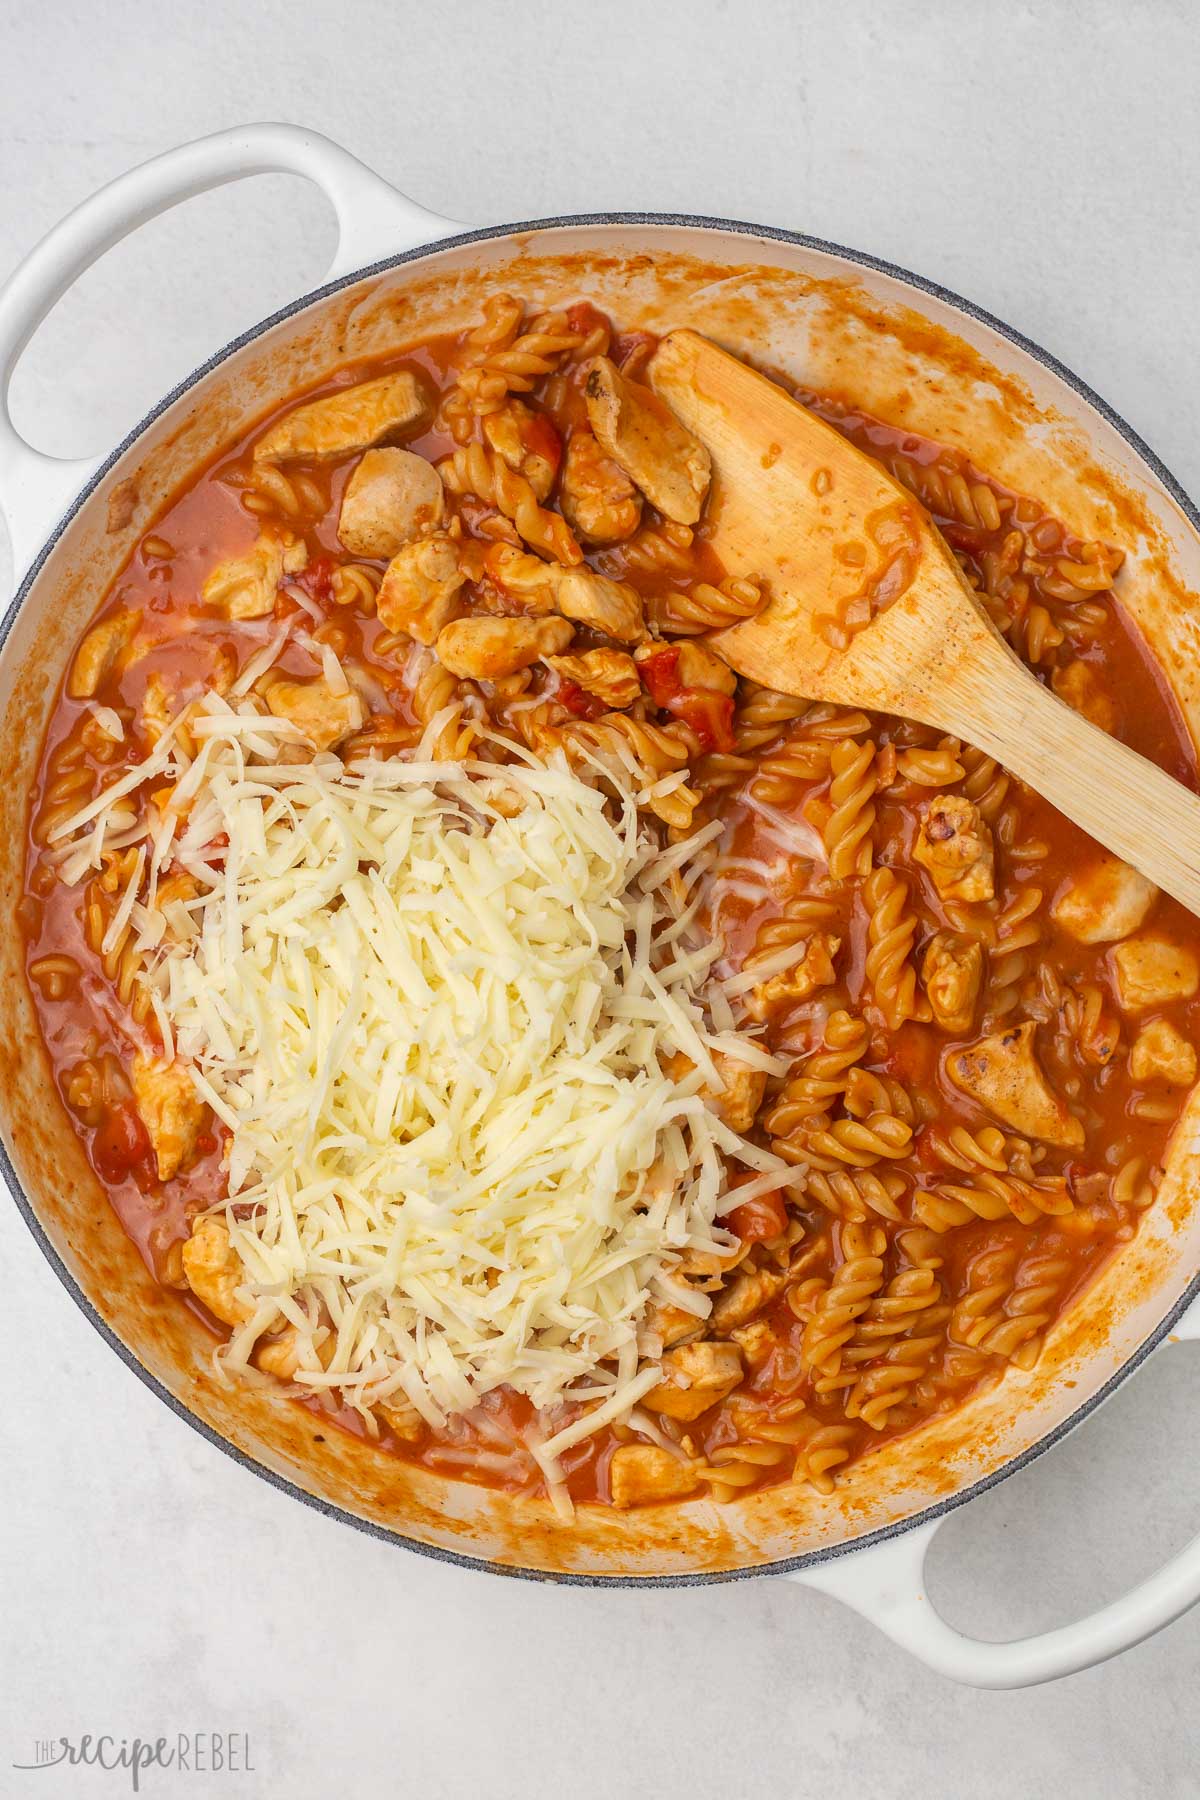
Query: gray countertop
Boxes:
[{"xmin": 1, "ymin": 3, "xmax": 1198, "ymax": 1794}]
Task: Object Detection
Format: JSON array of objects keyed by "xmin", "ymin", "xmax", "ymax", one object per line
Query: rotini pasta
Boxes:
[{"xmin": 22, "ymin": 294, "xmax": 1193, "ymax": 1519}]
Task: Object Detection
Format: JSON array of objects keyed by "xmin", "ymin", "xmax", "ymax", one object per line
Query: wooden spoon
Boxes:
[{"xmin": 649, "ymin": 328, "xmax": 1200, "ymax": 915}]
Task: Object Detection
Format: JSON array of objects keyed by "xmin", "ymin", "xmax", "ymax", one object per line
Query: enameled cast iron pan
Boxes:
[{"xmin": 2, "ymin": 125, "xmax": 1199, "ymax": 1687}]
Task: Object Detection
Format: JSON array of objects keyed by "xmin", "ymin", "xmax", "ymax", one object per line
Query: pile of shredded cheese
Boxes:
[{"xmin": 51, "ymin": 694, "xmax": 797, "ymax": 1494}]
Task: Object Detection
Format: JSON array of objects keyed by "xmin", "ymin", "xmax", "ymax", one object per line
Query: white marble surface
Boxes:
[{"xmin": 2, "ymin": 2, "xmax": 1199, "ymax": 1794}]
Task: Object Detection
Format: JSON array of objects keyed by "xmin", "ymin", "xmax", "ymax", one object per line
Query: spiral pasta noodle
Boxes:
[
  {"xmin": 439, "ymin": 441, "xmax": 581, "ymax": 565},
  {"xmin": 862, "ymin": 866, "xmax": 929, "ymax": 1029},
  {"xmin": 823, "ymin": 738, "xmax": 876, "ymax": 879}
]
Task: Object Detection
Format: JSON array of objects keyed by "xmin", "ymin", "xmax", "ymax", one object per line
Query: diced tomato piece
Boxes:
[
  {"xmin": 637, "ymin": 648, "xmax": 736, "ymax": 751},
  {"xmin": 638, "ymin": 646, "xmax": 681, "ymax": 707},
  {"xmin": 611, "ymin": 329, "xmax": 658, "ymax": 375},
  {"xmin": 557, "ymin": 680, "xmax": 605, "ymax": 720},
  {"xmin": 523, "ymin": 409, "xmax": 562, "ymax": 480},
  {"xmin": 297, "ymin": 555, "xmax": 335, "ymax": 603},
  {"xmin": 567, "ymin": 300, "xmax": 610, "ymax": 342},
  {"xmin": 723, "ymin": 1189, "xmax": 789, "ymax": 1243},
  {"xmin": 93, "ymin": 1104, "xmax": 152, "ymax": 1185},
  {"xmin": 671, "ymin": 690, "xmax": 736, "ymax": 753}
]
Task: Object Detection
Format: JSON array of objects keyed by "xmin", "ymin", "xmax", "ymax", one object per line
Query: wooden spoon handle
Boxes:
[{"xmin": 939, "ymin": 640, "xmax": 1200, "ymax": 915}]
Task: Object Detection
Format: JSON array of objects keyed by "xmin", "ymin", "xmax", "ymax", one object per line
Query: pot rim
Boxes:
[{"xmin": 6, "ymin": 208, "xmax": 1200, "ymax": 1587}]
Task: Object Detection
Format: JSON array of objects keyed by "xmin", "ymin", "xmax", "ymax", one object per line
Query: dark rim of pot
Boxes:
[{"xmin": 4, "ymin": 210, "xmax": 1200, "ymax": 1589}]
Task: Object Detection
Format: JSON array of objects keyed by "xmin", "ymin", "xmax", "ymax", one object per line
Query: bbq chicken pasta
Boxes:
[{"xmin": 24, "ymin": 297, "xmax": 1200, "ymax": 1516}]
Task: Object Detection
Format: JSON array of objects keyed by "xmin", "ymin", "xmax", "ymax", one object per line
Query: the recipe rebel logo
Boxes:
[{"xmin": 12, "ymin": 1732, "xmax": 255, "ymax": 1789}]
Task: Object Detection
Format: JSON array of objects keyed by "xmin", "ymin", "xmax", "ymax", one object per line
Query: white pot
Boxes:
[{"xmin": 2, "ymin": 124, "xmax": 1198, "ymax": 1688}]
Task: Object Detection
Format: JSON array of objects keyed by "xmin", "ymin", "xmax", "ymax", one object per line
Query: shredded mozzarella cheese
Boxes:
[{"xmin": 58, "ymin": 696, "xmax": 799, "ymax": 1485}]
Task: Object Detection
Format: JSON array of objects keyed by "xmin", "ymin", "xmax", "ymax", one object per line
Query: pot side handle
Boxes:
[
  {"xmin": 0, "ymin": 122, "xmax": 469, "ymax": 576},
  {"xmin": 787, "ymin": 1332, "xmax": 1200, "ymax": 1688}
]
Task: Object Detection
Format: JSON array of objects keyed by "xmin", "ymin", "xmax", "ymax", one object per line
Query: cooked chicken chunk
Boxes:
[
  {"xmin": 947, "ymin": 1022, "xmax": 1084, "ymax": 1147},
  {"xmin": 662, "ymin": 1047, "xmax": 767, "ymax": 1134},
  {"xmin": 648, "ymin": 1341, "xmax": 744, "ymax": 1422},
  {"xmin": 435, "ymin": 615, "xmax": 573, "ymax": 680},
  {"xmin": 609, "ymin": 1444, "xmax": 700, "ymax": 1507},
  {"xmin": 558, "ymin": 428, "xmax": 643, "ymax": 542},
  {"xmin": 913, "ymin": 795, "xmax": 995, "ymax": 903},
  {"xmin": 265, "ymin": 673, "xmax": 364, "ymax": 750},
  {"xmin": 546, "ymin": 648, "xmax": 641, "ymax": 709},
  {"xmin": 922, "ymin": 931, "xmax": 984, "ymax": 1034},
  {"xmin": 130, "ymin": 1051, "xmax": 206, "ymax": 1180},
  {"xmin": 1112, "ymin": 935, "xmax": 1200, "ymax": 1010},
  {"xmin": 642, "ymin": 1300, "xmax": 706, "ymax": 1350},
  {"xmin": 338, "ymin": 448, "xmax": 444, "ymax": 560},
  {"xmin": 140, "ymin": 672, "xmax": 173, "ymax": 746},
  {"xmin": 375, "ymin": 1394, "xmax": 425, "ymax": 1444},
  {"xmin": 181, "ymin": 1215, "xmax": 250, "ymax": 1327},
  {"xmin": 710, "ymin": 1264, "xmax": 788, "ymax": 1332},
  {"xmin": 481, "ymin": 399, "xmax": 561, "ymax": 502},
  {"xmin": 1052, "ymin": 659, "xmax": 1117, "ymax": 733},
  {"xmin": 253, "ymin": 372, "xmax": 430, "ymax": 464},
  {"xmin": 585, "ymin": 356, "xmax": 711, "ymax": 525},
  {"xmin": 254, "ymin": 1327, "xmax": 335, "ymax": 1380},
  {"xmin": 202, "ymin": 530, "xmax": 306, "ymax": 620},
  {"xmin": 672, "ymin": 640, "xmax": 737, "ymax": 696},
  {"xmin": 1130, "ymin": 1018, "xmax": 1198, "ymax": 1086},
  {"xmin": 481, "ymin": 544, "xmax": 560, "ymax": 614},
  {"xmin": 68, "ymin": 608, "xmax": 140, "ymax": 700},
  {"xmin": 376, "ymin": 533, "xmax": 467, "ymax": 643},
  {"xmin": 1052, "ymin": 856, "xmax": 1158, "ymax": 945},
  {"xmin": 729, "ymin": 1319, "xmax": 778, "ymax": 1371},
  {"xmin": 485, "ymin": 544, "xmax": 645, "ymax": 642},
  {"xmin": 746, "ymin": 931, "xmax": 840, "ymax": 1021},
  {"xmin": 555, "ymin": 567, "xmax": 645, "ymax": 643}
]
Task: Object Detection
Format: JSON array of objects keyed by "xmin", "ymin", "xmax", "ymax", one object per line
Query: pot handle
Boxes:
[
  {"xmin": 788, "ymin": 1325, "xmax": 1200, "ymax": 1687},
  {"xmin": 0, "ymin": 122, "xmax": 468, "ymax": 576}
]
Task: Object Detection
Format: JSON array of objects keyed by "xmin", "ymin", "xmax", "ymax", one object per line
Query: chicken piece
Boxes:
[
  {"xmin": 662, "ymin": 1047, "xmax": 767, "ymax": 1134},
  {"xmin": 337, "ymin": 448, "xmax": 444, "ymax": 560},
  {"xmin": 202, "ymin": 530, "xmax": 306, "ymax": 620},
  {"xmin": 558, "ymin": 429, "xmax": 643, "ymax": 543},
  {"xmin": 707, "ymin": 1051, "xmax": 768, "ymax": 1134},
  {"xmin": 729, "ymin": 1319, "xmax": 777, "ymax": 1372},
  {"xmin": 482, "ymin": 399, "xmax": 561, "ymax": 502},
  {"xmin": 545, "ymin": 648, "xmax": 641, "ymax": 710},
  {"xmin": 1052, "ymin": 659, "xmax": 1117, "ymax": 733},
  {"xmin": 254, "ymin": 1327, "xmax": 335, "ymax": 1381},
  {"xmin": 555, "ymin": 567, "xmax": 645, "ymax": 643},
  {"xmin": 609, "ymin": 1444, "xmax": 700, "ymax": 1508},
  {"xmin": 253, "ymin": 371, "xmax": 431, "ymax": 464},
  {"xmin": 265, "ymin": 673, "xmax": 364, "ymax": 751},
  {"xmin": 673, "ymin": 640, "xmax": 737, "ymax": 697},
  {"xmin": 140, "ymin": 672, "xmax": 173, "ymax": 746},
  {"xmin": 711, "ymin": 1264, "xmax": 788, "ymax": 1332},
  {"xmin": 672, "ymin": 1244, "xmax": 747, "ymax": 1291},
  {"xmin": 1129, "ymin": 1018, "xmax": 1198, "ymax": 1086},
  {"xmin": 947, "ymin": 1022, "xmax": 1084, "ymax": 1147},
  {"xmin": 436, "ymin": 615, "xmax": 573, "ymax": 680},
  {"xmin": 922, "ymin": 931, "xmax": 984, "ymax": 1034},
  {"xmin": 1112, "ymin": 935, "xmax": 1200, "ymax": 1011},
  {"xmin": 485, "ymin": 543, "xmax": 645, "ymax": 642},
  {"xmin": 584, "ymin": 356, "xmax": 711, "ymax": 525},
  {"xmin": 913, "ymin": 795, "xmax": 995, "ymax": 903},
  {"xmin": 376, "ymin": 1394, "xmax": 425, "ymax": 1443},
  {"xmin": 1051, "ymin": 856, "xmax": 1158, "ymax": 945},
  {"xmin": 68, "ymin": 608, "xmax": 140, "ymax": 700},
  {"xmin": 642, "ymin": 1301, "xmax": 706, "ymax": 1350},
  {"xmin": 648, "ymin": 1341, "xmax": 744, "ymax": 1423},
  {"xmin": 180, "ymin": 1215, "xmax": 251, "ymax": 1327},
  {"xmin": 746, "ymin": 932, "xmax": 840, "ymax": 1021},
  {"xmin": 130, "ymin": 1050, "xmax": 206, "ymax": 1180},
  {"xmin": 376, "ymin": 533, "xmax": 467, "ymax": 643}
]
